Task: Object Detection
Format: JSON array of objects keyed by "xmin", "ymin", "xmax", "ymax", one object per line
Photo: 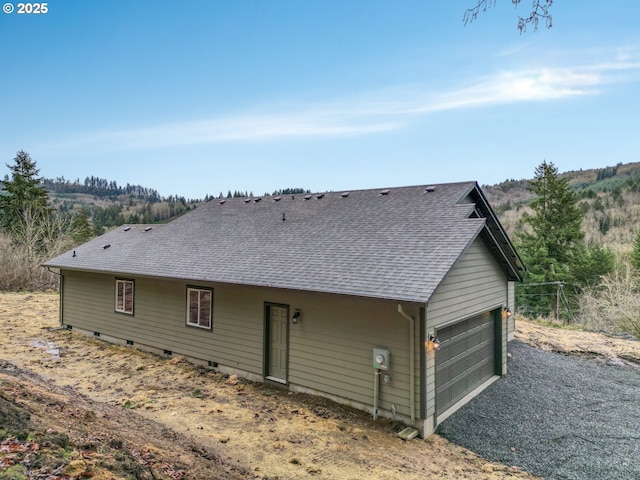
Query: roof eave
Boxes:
[
  {"xmin": 51, "ymin": 265, "xmax": 432, "ymax": 304},
  {"xmin": 466, "ymin": 182, "xmax": 526, "ymax": 277}
]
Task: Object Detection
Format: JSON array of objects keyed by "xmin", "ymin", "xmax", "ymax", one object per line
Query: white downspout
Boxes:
[{"xmin": 397, "ymin": 304, "xmax": 415, "ymax": 423}]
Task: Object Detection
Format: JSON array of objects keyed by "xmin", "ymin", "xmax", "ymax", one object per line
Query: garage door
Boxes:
[{"xmin": 435, "ymin": 311, "xmax": 497, "ymax": 417}]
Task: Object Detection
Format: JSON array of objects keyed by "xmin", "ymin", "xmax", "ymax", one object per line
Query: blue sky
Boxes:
[{"xmin": 1, "ymin": 1, "xmax": 639, "ymax": 199}]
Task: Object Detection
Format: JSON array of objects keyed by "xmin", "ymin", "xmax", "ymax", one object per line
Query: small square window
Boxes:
[
  {"xmin": 115, "ymin": 279, "xmax": 134, "ymax": 315},
  {"xmin": 186, "ymin": 287, "xmax": 212, "ymax": 329}
]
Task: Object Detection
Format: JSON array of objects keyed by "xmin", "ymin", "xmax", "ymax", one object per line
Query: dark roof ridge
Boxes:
[{"xmin": 213, "ymin": 181, "xmax": 478, "ymax": 204}]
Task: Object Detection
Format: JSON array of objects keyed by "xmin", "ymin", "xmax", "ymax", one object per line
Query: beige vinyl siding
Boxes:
[
  {"xmin": 507, "ymin": 281, "xmax": 516, "ymax": 341},
  {"xmin": 61, "ymin": 269, "xmax": 422, "ymax": 421},
  {"xmin": 61, "ymin": 270, "xmax": 264, "ymax": 375},
  {"xmin": 508, "ymin": 280, "xmax": 516, "ymax": 309},
  {"xmin": 286, "ymin": 295, "xmax": 421, "ymax": 418},
  {"xmin": 426, "ymin": 238, "xmax": 506, "ymax": 328},
  {"xmin": 425, "ymin": 236, "xmax": 508, "ymax": 421}
]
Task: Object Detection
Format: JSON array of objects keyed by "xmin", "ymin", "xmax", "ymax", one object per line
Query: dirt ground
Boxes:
[
  {"xmin": 514, "ymin": 319, "xmax": 640, "ymax": 366},
  {"xmin": 2, "ymin": 293, "xmax": 636, "ymax": 480}
]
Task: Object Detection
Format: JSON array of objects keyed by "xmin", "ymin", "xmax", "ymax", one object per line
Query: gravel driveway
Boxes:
[{"xmin": 437, "ymin": 341, "xmax": 640, "ymax": 480}]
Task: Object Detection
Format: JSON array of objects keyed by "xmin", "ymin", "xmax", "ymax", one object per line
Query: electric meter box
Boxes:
[{"xmin": 373, "ymin": 347, "xmax": 390, "ymax": 370}]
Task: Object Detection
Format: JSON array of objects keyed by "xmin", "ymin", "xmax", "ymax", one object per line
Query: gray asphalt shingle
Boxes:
[{"xmin": 45, "ymin": 181, "xmax": 514, "ymax": 303}]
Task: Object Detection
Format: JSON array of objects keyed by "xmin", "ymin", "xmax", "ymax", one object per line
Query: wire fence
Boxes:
[{"xmin": 515, "ymin": 281, "xmax": 576, "ymax": 323}]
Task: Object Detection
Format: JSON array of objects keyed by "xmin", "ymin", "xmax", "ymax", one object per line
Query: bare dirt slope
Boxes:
[
  {"xmin": 0, "ymin": 293, "xmax": 561, "ymax": 479},
  {"xmin": 515, "ymin": 319, "xmax": 640, "ymax": 365}
]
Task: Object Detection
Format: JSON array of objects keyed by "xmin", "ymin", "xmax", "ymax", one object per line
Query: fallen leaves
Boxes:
[{"xmin": 0, "ymin": 438, "xmax": 95, "ymax": 480}]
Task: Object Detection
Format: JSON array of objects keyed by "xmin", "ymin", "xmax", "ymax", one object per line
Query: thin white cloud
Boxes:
[
  {"xmin": 93, "ymin": 113, "xmax": 399, "ymax": 148},
  {"xmin": 408, "ymin": 67, "xmax": 602, "ymax": 114},
  {"xmin": 46, "ymin": 49, "xmax": 640, "ymax": 152}
]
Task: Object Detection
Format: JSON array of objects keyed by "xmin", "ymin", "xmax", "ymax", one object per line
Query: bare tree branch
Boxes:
[
  {"xmin": 463, "ymin": 0, "xmax": 497, "ymax": 27},
  {"xmin": 464, "ymin": 0, "xmax": 553, "ymax": 33},
  {"xmin": 515, "ymin": 0, "xmax": 553, "ymax": 33}
]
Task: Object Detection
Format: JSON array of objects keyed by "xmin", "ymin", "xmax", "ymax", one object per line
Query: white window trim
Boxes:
[
  {"xmin": 115, "ymin": 279, "xmax": 134, "ymax": 315},
  {"xmin": 186, "ymin": 286, "xmax": 212, "ymax": 329}
]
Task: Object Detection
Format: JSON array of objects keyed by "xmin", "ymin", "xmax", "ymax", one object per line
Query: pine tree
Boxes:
[
  {"xmin": 517, "ymin": 161, "xmax": 584, "ymax": 283},
  {"xmin": 516, "ymin": 161, "xmax": 587, "ymax": 317},
  {"xmin": 69, "ymin": 209, "xmax": 94, "ymax": 244},
  {"xmin": 0, "ymin": 150, "xmax": 51, "ymax": 232}
]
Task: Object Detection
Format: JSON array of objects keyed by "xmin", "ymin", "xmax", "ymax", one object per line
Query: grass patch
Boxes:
[
  {"xmin": 191, "ymin": 388, "xmax": 205, "ymax": 399},
  {"xmin": 0, "ymin": 465, "xmax": 28, "ymax": 480}
]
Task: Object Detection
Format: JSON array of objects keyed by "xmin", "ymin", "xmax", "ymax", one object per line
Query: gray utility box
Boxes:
[{"xmin": 373, "ymin": 347, "xmax": 390, "ymax": 370}]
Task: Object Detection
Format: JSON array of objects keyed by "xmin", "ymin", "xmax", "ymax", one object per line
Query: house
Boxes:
[{"xmin": 44, "ymin": 181, "xmax": 524, "ymax": 437}]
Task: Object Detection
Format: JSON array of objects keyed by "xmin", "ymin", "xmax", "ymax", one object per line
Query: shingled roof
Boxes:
[{"xmin": 45, "ymin": 181, "xmax": 523, "ymax": 303}]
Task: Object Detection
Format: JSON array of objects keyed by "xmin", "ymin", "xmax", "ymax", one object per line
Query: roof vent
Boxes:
[
  {"xmin": 273, "ymin": 196, "xmax": 282, "ymax": 202},
  {"xmin": 316, "ymin": 194, "xmax": 325, "ymax": 199},
  {"xmin": 243, "ymin": 198, "xmax": 251, "ymax": 203},
  {"xmin": 254, "ymin": 198, "xmax": 262, "ymax": 203},
  {"xmin": 144, "ymin": 226, "xmax": 152, "ymax": 232},
  {"xmin": 219, "ymin": 199, "xmax": 226, "ymax": 205},
  {"xmin": 102, "ymin": 244, "xmax": 111, "ymax": 249},
  {"xmin": 340, "ymin": 192, "xmax": 350, "ymax": 198},
  {"xmin": 303, "ymin": 195, "xmax": 312, "ymax": 200},
  {"xmin": 425, "ymin": 185, "xmax": 436, "ymax": 193},
  {"xmin": 123, "ymin": 226, "xmax": 131, "ymax": 232},
  {"xmin": 379, "ymin": 189, "xmax": 390, "ymax": 196}
]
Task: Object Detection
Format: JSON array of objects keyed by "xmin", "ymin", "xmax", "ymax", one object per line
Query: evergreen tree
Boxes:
[
  {"xmin": 69, "ymin": 209, "xmax": 94, "ymax": 244},
  {"xmin": 571, "ymin": 244, "xmax": 616, "ymax": 287},
  {"xmin": 0, "ymin": 150, "xmax": 51, "ymax": 232},
  {"xmin": 517, "ymin": 161, "xmax": 616, "ymax": 319},
  {"xmin": 517, "ymin": 161, "xmax": 584, "ymax": 283},
  {"xmin": 516, "ymin": 161, "xmax": 586, "ymax": 316}
]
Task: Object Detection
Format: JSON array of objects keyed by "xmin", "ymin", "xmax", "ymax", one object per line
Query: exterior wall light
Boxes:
[
  {"xmin": 503, "ymin": 307, "xmax": 512, "ymax": 318},
  {"xmin": 291, "ymin": 309, "xmax": 302, "ymax": 324},
  {"xmin": 429, "ymin": 335, "xmax": 441, "ymax": 350}
]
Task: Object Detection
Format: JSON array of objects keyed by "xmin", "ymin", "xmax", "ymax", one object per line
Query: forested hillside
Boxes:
[
  {"xmin": 6, "ymin": 159, "xmax": 640, "ymax": 256},
  {"xmin": 34, "ymin": 161, "xmax": 640, "ymax": 250},
  {"xmin": 42, "ymin": 176, "xmax": 200, "ymax": 235},
  {"xmin": 40, "ymin": 177, "xmax": 311, "ymax": 235},
  {"xmin": 39, "ymin": 162, "xmax": 640, "ymax": 250},
  {"xmin": 484, "ymin": 161, "xmax": 640, "ymax": 253},
  {"xmin": 482, "ymin": 161, "xmax": 640, "ymax": 336},
  {"xmin": 3, "ymin": 149, "xmax": 640, "ymax": 334},
  {"xmin": 0, "ymin": 150, "xmax": 311, "ymax": 290}
]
